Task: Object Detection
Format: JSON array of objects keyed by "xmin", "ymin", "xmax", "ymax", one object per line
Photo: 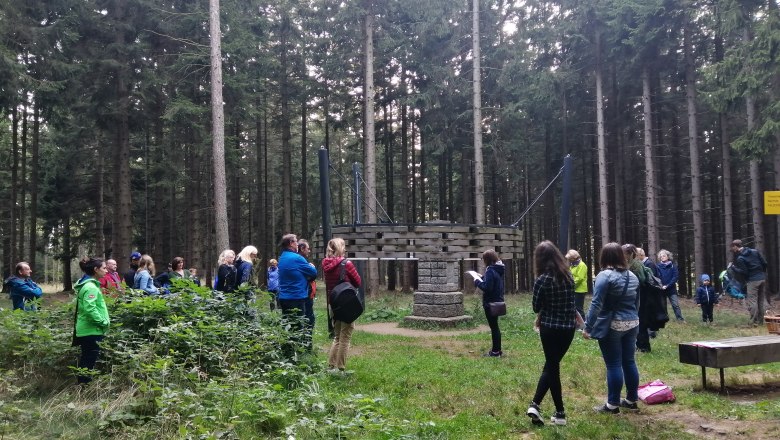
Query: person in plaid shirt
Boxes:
[{"xmin": 527, "ymin": 240, "xmax": 578, "ymax": 427}]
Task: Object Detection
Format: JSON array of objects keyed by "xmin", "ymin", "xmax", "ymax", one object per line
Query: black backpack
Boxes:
[{"xmin": 330, "ymin": 260, "xmax": 363, "ymax": 323}]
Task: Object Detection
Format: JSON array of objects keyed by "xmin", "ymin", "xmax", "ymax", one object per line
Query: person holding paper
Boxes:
[{"xmin": 473, "ymin": 249, "xmax": 505, "ymax": 358}]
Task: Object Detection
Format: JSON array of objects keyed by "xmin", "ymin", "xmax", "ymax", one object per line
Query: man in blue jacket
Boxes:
[
  {"xmin": 730, "ymin": 239, "xmax": 769, "ymax": 325},
  {"xmin": 278, "ymin": 234, "xmax": 318, "ymax": 353},
  {"xmin": 4, "ymin": 262, "xmax": 43, "ymax": 311}
]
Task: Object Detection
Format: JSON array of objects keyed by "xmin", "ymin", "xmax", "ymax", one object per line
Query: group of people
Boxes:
[
  {"xmin": 520, "ymin": 241, "xmax": 650, "ymax": 426},
  {"xmin": 3, "ymin": 234, "xmax": 770, "ymax": 393},
  {"xmin": 471, "ymin": 237, "xmax": 769, "ymax": 427}
]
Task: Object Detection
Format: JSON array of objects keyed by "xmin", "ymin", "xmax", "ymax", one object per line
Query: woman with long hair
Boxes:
[
  {"xmin": 214, "ymin": 249, "xmax": 237, "ymax": 293},
  {"xmin": 583, "ymin": 242, "xmax": 641, "ymax": 414},
  {"xmin": 474, "ymin": 249, "xmax": 505, "ymax": 357},
  {"xmin": 133, "ymin": 254, "xmax": 159, "ymax": 295},
  {"xmin": 73, "ymin": 257, "xmax": 110, "ymax": 383},
  {"xmin": 526, "ymin": 241, "xmax": 577, "ymax": 426},
  {"xmin": 322, "ymin": 238, "xmax": 362, "ymax": 372}
]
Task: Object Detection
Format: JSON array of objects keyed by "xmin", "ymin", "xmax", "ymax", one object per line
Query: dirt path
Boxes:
[{"xmin": 355, "ymin": 321, "xmax": 489, "ymax": 337}]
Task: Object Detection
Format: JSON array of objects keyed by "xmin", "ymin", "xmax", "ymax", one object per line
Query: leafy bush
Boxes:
[{"xmin": 0, "ymin": 281, "xmax": 423, "ymax": 439}]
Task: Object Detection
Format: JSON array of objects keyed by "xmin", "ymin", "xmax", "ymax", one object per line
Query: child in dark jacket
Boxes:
[{"xmin": 695, "ymin": 274, "xmax": 718, "ymax": 323}]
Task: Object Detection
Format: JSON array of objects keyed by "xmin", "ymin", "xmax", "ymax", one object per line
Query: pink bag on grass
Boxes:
[{"xmin": 637, "ymin": 380, "xmax": 676, "ymax": 404}]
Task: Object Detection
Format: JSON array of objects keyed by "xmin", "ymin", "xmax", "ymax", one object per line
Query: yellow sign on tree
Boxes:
[{"xmin": 764, "ymin": 191, "xmax": 780, "ymax": 215}]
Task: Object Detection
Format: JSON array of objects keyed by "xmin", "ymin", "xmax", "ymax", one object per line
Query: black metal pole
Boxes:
[
  {"xmin": 353, "ymin": 162, "xmax": 362, "ymax": 225},
  {"xmin": 351, "ymin": 163, "xmax": 366, "ymax": 301},
  {"xmin": 318, "ymin": 147, "xmax": 332, "ymax": 249},
  {"xmin": 558, "ymin": 154, "xmax": 573, "ymax": 251},
  {"xmin": 318, "ymin": 147, "xmax": 335, "ymax": 338}
]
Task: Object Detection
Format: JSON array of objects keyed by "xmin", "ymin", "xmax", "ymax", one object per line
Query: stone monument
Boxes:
[{"xmin": 404, "ymin": 259, "xmax": 473, "ymax": 326}]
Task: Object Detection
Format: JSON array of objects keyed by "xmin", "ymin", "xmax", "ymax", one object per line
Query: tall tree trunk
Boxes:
[
  {"xmin": 230, "ymin": 120, "xmax": 242, "ymax": 248},
  {"xmin": 642, "ymin": 67, "xmax": 659, "ymax": 255},
  {"xmin": 595, "ymin": 31, "xmax": 610, "ymax": 246},
  {"xmin": 301, "ymin": 101, "xmax": 309, "ymax": 236},
  {"xmin": 209, "ymin": 0, "xmax": 230, "ymax": 252},
  {"xmin": 714, "ymin": 8, "xmax": 734, "ymax": 265},
  {"xmin": 62, "ymin": 216, "xmax": 73, "ymax": 292},
  {"xmin": 670, "ymin": 114, "xmax": 690, "ymax": 297},
  {"xmin": 10, "ymin": 106, "xmax": 19, "ymax": 269},
  {"xmin": 112, "ymin": 0, "xmax": 132, "ymax": 273},
  {"xmin": 363, "ymin": 8, "xmax": 378, "ymax": 296},
  {"xmin": 400, "ymin": 81, "xmax": 411, "ymax": 292},
  {"xmin": 95, "ymin": 141, "xmax": 106, "ymax": 257},
  {"xmin": 28, "ymin": 103, "xmax": 39, "ymax": 271},
  {"xmin": 19, "ymin": 104, "xmax": 27, "ymax": 259},
  {"xmin": 384, "ymin": 101, "xmax": 396, "ymax": 290},
  {"xmin": 685, "ymin": 23, "xmax": 705, "ymax": 280},
  {"xmin": 472, "ymin": 0, "xmax": 485, "ymax": 224},
  {"xmin": 280, "ymin": 18, "xmax": 293, "ymax": 233},
  {"xmin": 255, "ymin": 98, "xmax": 266, "ymax": 273}
]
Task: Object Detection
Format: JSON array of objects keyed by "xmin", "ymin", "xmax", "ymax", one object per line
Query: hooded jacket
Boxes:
[
  {"xmin": 322, "ymin": 256, "xmax": 362, "ymax": 302},
  {"xmin": 475, "ymin": 262, "xmax": 505, "ymax": 305},
  {"xmin": 235, "ymin": 258, "xmax": 254, "ymax": 286},
  {"xmin": 74, "ymin": 277, "xmax": 110, "ymax": 337},
  {"xmin": 570, "ymin": 259, "xmax": 589, "ymax": 294},
  {"xmin": 732, "ymin": 247, "xmax": 767, "ymax": 282},
  {"xmin": 695, "ymin": 274, "xmax": 718, "ymax": 305},
  {"xmin": 267, "ymin": 266, "xmax": 280, "ymax": 292},
  {"xmin": 5, "ymin": 276, "xmax": 43, "ymax": 310},
  {"xmin": 657, "ymin": 260, "xmax": 679, "ymax": 293}
]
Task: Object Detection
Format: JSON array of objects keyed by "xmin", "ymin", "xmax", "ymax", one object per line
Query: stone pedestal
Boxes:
[{"xmin": 404, "ymin": 260, "xmax": 472, "ymax": 327}]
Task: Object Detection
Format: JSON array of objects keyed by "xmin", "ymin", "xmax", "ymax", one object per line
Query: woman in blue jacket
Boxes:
[
  {"xmin": 133, "ymin": 255, "xmax": 159, "ymax": 295},
  {"xmin": 474, "ymin": 249, "xmax": 505, "ymax": 358},
  {"xmin": 657, "ymin": 249, "xmax": 684, "ymax": 322},
  {"xmin": 584, "ymin": 242, "xmax": 641, "ymax": 414}
]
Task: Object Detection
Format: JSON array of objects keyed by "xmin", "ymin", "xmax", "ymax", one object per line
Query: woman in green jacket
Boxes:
[{"xmin": 74, "ymin": 257, "xmax": 110, "ymax": 384}]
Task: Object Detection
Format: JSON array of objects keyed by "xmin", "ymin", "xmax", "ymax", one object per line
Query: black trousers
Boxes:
[
  {"xmin": 700, "ymin": 303, "xmax": 715, "ymax": 322},
  {"xmin": 532, "ymin": 326, "xmax": 575, "ymax": 412},
  {"xmin": 76, "ymin": 335, "xmax": 104, "ymax": 384},
  {"xmin": 483, "ymin": 306, "xmax": 501, "ymax": 352}
]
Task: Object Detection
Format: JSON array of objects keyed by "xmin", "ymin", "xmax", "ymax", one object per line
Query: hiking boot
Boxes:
[
  {"xmin": 619, "ymin": 399, "xmax": 639, "ymax": 411},
  {"xmin": 593, "ymin": 403, "xmax": 619, "ymax": 414},
  {"xmin": 483, "ymin": 350, "xmax": 503, "ymax": 358},
  {"xmin": 550, "ymin": 411, "xmax": 567, "ymax": 426},
  {"xmin": 526, "ymin": 402, "xmax": 544, "ymax": 426}
]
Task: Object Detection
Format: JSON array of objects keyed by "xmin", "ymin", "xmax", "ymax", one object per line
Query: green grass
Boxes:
[
  {"xmin": 2, "ymin": 289, "xmax": 778, "ymax": 439},
  {"xmin": 313, "ymin": 292, "xmax": 780, "ymax": 439}
]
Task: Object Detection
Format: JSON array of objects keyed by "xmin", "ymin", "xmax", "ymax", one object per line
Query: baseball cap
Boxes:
[{"xmin": 130, "ymin": 251, "xmax": 142, "ymax": 260}]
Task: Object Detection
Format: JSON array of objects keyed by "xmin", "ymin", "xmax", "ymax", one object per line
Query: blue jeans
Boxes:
[
  {"xmin": 667, "ymin": 291, "xmax": 684, "ymax": 321},
  {"xmin": 597, "ymin": 326, "xmax": 639, "ymax": 405}
]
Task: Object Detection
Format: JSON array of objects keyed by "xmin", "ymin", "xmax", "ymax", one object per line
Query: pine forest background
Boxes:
[{"xmin": 1, "ymin": 0, "xmax": 780, "ymax": 298}]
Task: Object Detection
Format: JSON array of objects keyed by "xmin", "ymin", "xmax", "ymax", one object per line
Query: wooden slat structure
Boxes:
[
  {"xmin": 679, "ymin": 335, "xmax": 780, "ymax": 392},
  {"xmin": 311, "ymin": 223, "xmax": 524, "ymax": 261}
]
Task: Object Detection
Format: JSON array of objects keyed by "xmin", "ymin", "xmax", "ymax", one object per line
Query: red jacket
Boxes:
[
  {"xmin": 99, "ymin": 271, "xmax": 122, "ymax": 293},
  {"xmin": 321, "ymin": 257, "xmax": 361, "ymax": 303}
]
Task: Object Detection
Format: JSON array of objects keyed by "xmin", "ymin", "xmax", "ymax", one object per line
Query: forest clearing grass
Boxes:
[
  {"xmin": 2, "ymin": 287, "xmax": 779, "ymax": 439},
  {"xmin": 316, "ymin": 291, "xmax": 780, "ymax": 439}
]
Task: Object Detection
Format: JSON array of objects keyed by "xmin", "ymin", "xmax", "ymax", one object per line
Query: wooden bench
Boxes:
[{"xmin": 679, "ymin": 335, "xmax": 780, "ymax": 392}]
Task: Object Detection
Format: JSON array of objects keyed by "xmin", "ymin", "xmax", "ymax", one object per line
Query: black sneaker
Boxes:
[
  {"xmin": 527, "ymin": 402, "xmax": 544, "ymax": 425},
  {"xmin": 619, "ymin": 399, "xmax": 639, "ymax": 411},
  {"xmin": 550, "ymin": 411, "xmax": 567, "ymax": 426},
  {"xmin": 593, "ymin": 403, "xmax": 619, "ymax": 414},
  {"xmin": 483, "ymin": 350, "xmax": 503, "ymax": 358}
]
